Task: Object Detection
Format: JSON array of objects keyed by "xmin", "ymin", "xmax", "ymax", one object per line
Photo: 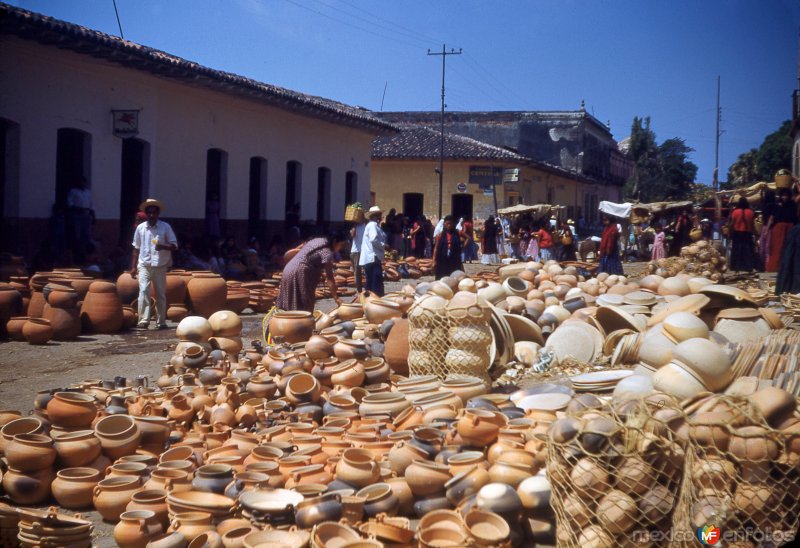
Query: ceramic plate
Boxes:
[
  {"xmin": 596, "ymin": 305, "xmax": 643, "ymax": 334},
  {"xmin": 517, "ymin": 392, "xmax": 572, "ymax": 411},
  {"xmin": 503, "ymin": 313, "xmax": 545, "ymax": 345},
  {"xmin": 239, "ymin": 489, "xmax": 304, "ymax": 512},
  {"xmin": 570, "ymin": 369, "xmax": 635, "ymax": 384}
]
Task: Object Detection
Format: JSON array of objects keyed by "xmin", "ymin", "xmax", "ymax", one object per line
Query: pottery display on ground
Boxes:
[{"xmin": 81, "ymin": 281, "xmax": 124, "ymax": 333}]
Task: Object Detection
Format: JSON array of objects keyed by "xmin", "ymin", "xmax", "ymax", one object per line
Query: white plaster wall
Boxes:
[{"xmin": 0, "ymin": 36, "xmax": 374, "ymax": 221}]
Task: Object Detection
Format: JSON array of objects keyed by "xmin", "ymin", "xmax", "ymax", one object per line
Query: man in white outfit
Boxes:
[
  {"xmin": 350, "ymin": 218, "xmax": 366, "ymax": 294},
  {"xmin": 359, "ymin": 205, "xmax": 386, "ymax": 296},
  {"xmin": 131, "ymin": 198, "xmax": 178, "ymax": 330}
]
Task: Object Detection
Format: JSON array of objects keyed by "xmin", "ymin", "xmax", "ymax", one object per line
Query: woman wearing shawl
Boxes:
[
  {"xmin": 599, "ymin": 216, "xmax": 623, "ymax": 275},
  {"xmin": 461, "ymin": 216, "xmax": 478, "ymax": 262},
  {"xmin": 481, "ymin": 216, "xmax": 499, "ymax": 264},
  {"xmin": 433, "ymin": 215, "xmax": 464, "ymax": 279}
]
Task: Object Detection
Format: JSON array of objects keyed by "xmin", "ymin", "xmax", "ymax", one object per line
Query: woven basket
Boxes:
[{"xmin": 345, "ymin": 205, "xmax": 364, "ymax": 222}]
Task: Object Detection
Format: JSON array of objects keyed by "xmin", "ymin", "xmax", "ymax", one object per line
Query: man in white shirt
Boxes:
[
  {"xmin": 350, "ymin": 219, "xmax": 366, "ymax": 294},
  {"xmin": 131, "ymin": 198, "xmax": 178, "ymax": 330},
  {"xmin": 66, "ymin": 177, "xmax": 94, "ymax": 261},
  {"xmin": 359, "ymin": 205, "xmax": 386, "ymax": 296}
]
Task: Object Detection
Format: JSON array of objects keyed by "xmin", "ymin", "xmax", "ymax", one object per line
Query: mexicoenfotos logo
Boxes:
[{"xmin": 697, "ymin": 524, "xmax": 721, "ymax": 545}]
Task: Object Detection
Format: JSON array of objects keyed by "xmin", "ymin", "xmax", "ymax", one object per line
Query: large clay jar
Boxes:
[
  {"xmin": 406, "ymin": 460, "xmax": 452, "ymax": 497},
  {"xmin": 52, "ymin": 467, "xmax": 102, "ymax": 509},
  {"xmin": 364, "ymin": 299, "xmax": 402, "ymax": 325},
  {"xmin": 43, "ymin": 304, "xmax": 82, "ymax": 340},
  {"xmin": 134, "ymin": 415, "xmax": 170, "ymax": 453},
  {"xmin": 94, "ymin": 475, "xmax": 144, "ymax": 522},
  {"xmin": 285, "ymin": 373, "xmax": 321, "ymax": 405},
  {"xmin": 457, "ymin": 409, "xmax": 508, "ymax": 447},
  {"xmin": 359, "ymin": 392, "xmax": 410, "ymax": 418},
  {"xmin": 176, "ymin": 316, "xmax": 213, "ymax": 342},
  {"xmin": 330, "ymin": 359, "xmax": 366, "ymax": 387},
  {"xmin": 22, "ymin": 317, "xmax": 54, "ymax": 344},
  {"xmin": 122, "ymin": 306, "xmax": 139, "ymax": 329},
  {"xmin": 333, "ymin": 339, "xmax": 369, "ymax": 361},
  {"xmin": 127, "ymin": 489, "xmax": 170, "ymax": 530},
  {"xmin": 269, "ymin": 311, "xmax": 314, "ymax": 344},
  {"xmin": 6, "ymin": 433, "xmax": 57, "ymax": 471},
  {"xmin": 6, "ymin": 316, "xmax": 29, "ymax": 341},
  {"xmin": 117, "ymin": 272, "xmax": 141, "ymax": 304},
  {"xmin": 383, "ymin": 318, "xmax": 409, "ymax": 376},
  {"xmin": 166, "ymin": 273, "xmax": 188, "ymax": 305},
  {"xmin": 169, "ymin": 512, "xmax": 215, "ymax": 543},
  {"xmin": 187, "ymin": 274, "xmax": 227, "ymax": 318},
  {"xmin": 335, "ymin": 448, "xmax": 380, "ymax": 488},
  {"xmin": 47, "ymin": 392, "xmax": 97, "ymax": 427},
  {"xmin": 208, "ymin": 310, "xmax": 242, "ymax": 337},
  {"xmin": 0, "ymin": 283, "xmax": 22, "ymax": 338},
  {"xmin": 115, "ymin": 510, "xmax": 165, "ymax": 548},
  {"xmin": 2, "ymin": 465, "xmax": 54, "ymax": 505},
  {"xmin": 95, "ymin": 414, "xmax": 142, "ymax": 460},
  {"xmin": 45, "ymin": 284, "xmax": 80, "ymax": 309},
  {"xmin": 81, "ymin": 281, "xmax": 124, "ymax": 333},
  {"xmin": 0, "ymin": 416, "xmax": 44, "ymax": 454},
  {"xmin": 27, "ymin": 290, "xmax": 46, "ymax": 318},
  {"xmin": 192, "ymin": 464, "xmax": 235, "ymax": 494}
]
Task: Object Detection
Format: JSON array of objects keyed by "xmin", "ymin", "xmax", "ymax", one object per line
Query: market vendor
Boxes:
[
  {"xmin": 360, "ymin": 206, "xmax": 386, "ymax": 296},
  {"xmin": 276, "ymin": 232, "xmax": 348, "ymax": 312},
  {"xmin": 433, "ymin": 215, "xmax": 464, "ymax": 279},
  {"xmin": 599, "ymin": 215, "xmax": 624, "ymax": 275}
]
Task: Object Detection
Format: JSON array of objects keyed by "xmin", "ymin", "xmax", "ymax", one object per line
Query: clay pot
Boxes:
[
  {"xmin": 364, "ymin": 299, "xmax": 402, "ymax": 325},
  {"xmin": 445, "ymin": 464, "xmax": 491, "ymax": 505},
  {"xmin": 0, "ymin": 283, "xmax": 22, "ymax": 338},
  {"xmin": 128, "ymin": 490, "xmax": 170, "ymax": 530},
  {"xmin": 358, "ymin": 483, "xmax": 400, "ymax": 518},
  {"xmin": 672, "ymin": 337, "xmax": 732, "ymax": 392},
  {"xmin": 383, "ymin": 318, "xmax": 409, "ymax": 376},
  {"xmin": 27, "ymin": 290, "xmax": 46, "ymax": 318},
  {"xmin": 333, "ymin": 339, "xmax": 369, "ymax": 361},
  {"xmin": 115, "ymin": 510, "xmax": 165, "ymax": 548},
  {"xmin": 22, "ymin": 317, "xmax": 54, "ymax": 344},
  {"xmin": 81, "ymin": 281, "xmax": 124, "ymax": 333},
  {"xmin": 117, "ymin": 272, "xmax": 141, "ymax": 304},
  {"xmin": 188, "ymin": 531, "xmax": 224, "ymax": 548},
  {"xmin": 269, "ymin": 311, "xmax": 314, "ymax": 343},
  {"xmin": 464, "ymin": 509, "xmax": 510, "ymax": 546},
  {"xmin": 94, "ymin": 475, "xmax": 144, "ymax": 522},
  {"xmin": 209, "ymin": 336, "xmax": 243, "ymax": 356},
  {"xmin": 51, "ymin": 429, "xmax": 100, "ymax": 468},
  {"xmin": 359, "ymin": 392, "xmax": 410, "ymax": 418},
  {"xmin": 330, "ymin": 359, "xmax": 366, "ymax": 387},
  {"xmin": 2, "ymin": 465, "xmax": 54, "ymax": 505},
  {"xmin": 95, "ymin": 414, "xmax": 142, "ymax": 459},
  {"xmin": 0, "ymin": 416, "xmax": 44, "ymax": 454},
  {"xmin": 294, "ymin": 492, "xmax": 343, "ymax": 529},
  {"xmin": 192, "ymin": 464, "xmax": 235, "ymax": 495},
  {"xmin": 441, "ymin": 378, "xmax": 488, "ymax": 404},
  {"xmin": 144, "ymin": 469, "xmax": 193, "ymax": 493},
  {"xmin": 169, "ymin": 512, "xmax": 214, "ymax": 543},
  {"xmin": 337, "ymin": 303, "xmax": 364, "ymax": 321},
  {"xmin": 52, "ymin": 467, "xmax": 102, "ymax": 509},
  {"xmin": 42, "ymin": 303, "xmax": 82, "ymax": 340},
  {"xmin": 167, "ymin": 304, "xmax": 189, "ymax": 322},
  {"xmin": 335, "ymin": 448, "xmax": 380, "ymax": 488},
  {"xmin": 208, "ymin": 310, "xmax": 242, "ymax": 338},
  {"xmin": 0, "ymin": 409, "xmax": 22, "ymax": 427},
  {"xmin": 305, "ymin": 335, "xmax": 336, "ymax": 361},
  {"xmin": 187, "ymin": 274, "xmax": 227, "ymax": 318},
  {"xmin": 46, "ymin": 284, "xmax": 80, "ymax": 309},
  {"xmin": 122, "ymin": 306, "xmax": 139, "ymax": 329},
  {"xmin": 6, "ymin": 433, "xmax": 57, "ymax": 471},
  {"xmin": 177, "ymin": 316, "xmax": 213, "ymax": 342},
  {"xmin": 6, "ymin": 316, "xmax": 28, "ymax": 341},
  {"xmin": 134, "ymin": 415, "xmax": 170, "ymax": 453},
  {"xmin": 457, "ymin": 409, "xmax": 508, "ymax": 447},
  {"xmin": 362, "ymin": 357, "xmax": 391, "ymax": 385},
  {"xmin": 488, "ymin": 460, "xmax": 532, "ymax": 488},
  {"xmin": 148, "ymin": 532, "xmax": 190, "ymax": 548},
  {"xmin": 406, "ymin": 460, "xmax": 452, "ymax": 497},
  {"xmin": 285, "ymin": 373, "xmax": 322, "ymax": 405}
]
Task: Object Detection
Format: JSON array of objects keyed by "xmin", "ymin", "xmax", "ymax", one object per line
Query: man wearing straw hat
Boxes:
[
  {"xmin": 131, "ymin": 198, "xmax": 178, "ymax": 330},
  {"xmin": 359, "ymin": 205, "xmax": 386, "ymax": 296}
]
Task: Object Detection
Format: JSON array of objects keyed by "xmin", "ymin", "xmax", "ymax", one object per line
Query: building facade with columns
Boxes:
[{"xmin": 0, "ymin": 3, "xmax": 395, "ymax": 260}]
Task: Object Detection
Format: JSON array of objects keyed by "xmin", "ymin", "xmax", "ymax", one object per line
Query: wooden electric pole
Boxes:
[
  {"xmin": 713, "ymin": 76, "xmax": 722, "ymax": 222},
  {"xmin": 428, "ymin": 44, "xmax": 461, "ymax": 219}
]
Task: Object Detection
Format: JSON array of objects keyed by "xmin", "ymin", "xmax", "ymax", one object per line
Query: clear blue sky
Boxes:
[{"xmin": 10, "ymin": 0, "xmax": 800, "ymax": 184}]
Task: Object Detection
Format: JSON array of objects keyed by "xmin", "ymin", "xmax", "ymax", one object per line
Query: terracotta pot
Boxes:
[
  {"xmin": 187, "ymin": 274, "xmax": 227, "ymax": 318},
  {"xmin": 134, "ymin": 415, "xmax": 170, "ymax": 453},
  {"xmin": 294, "ymin": 492, "xmax": 343, "ymax": 529},
  {"xmin": 362, "ymin": 357, "xmax": 391, "ymax": 385},
  {"xmin": 166, "ymin": 274, "xmax": 188, "ymax": 305},
  {"xmin": 52, "ymin": 467, "xmax": 102, "ymax": 509},
  {"xmin": 333, "ymin": 340, "xmax": 369, "ymax": 361},
  {"xmin": 445, "ymin": 464, "xmax": 491, "ymax": 506},
  {"xmin": 0, "ymin": 416, "xmax": 44, "ymax": 454},
  {"xmin": 441, "ymin": 377, "xmax": 488, "ymax": 404},
  {"xmin": 188, "ymin": 531, "xmax": 224, "ymax": 548},
  {"xmin": 107, "ymin": 461, "xmax": 150, "ymax": 479},
  {"xmin": 245, "ymin": 376, "xmax": 277, "ymax": 399},
  {"xmin": 488, "ymin": 460, "xmax": 533, "ymax": 488},
  {"xmin": 95, "ymin": 414, "xmax": 142, "ymax": 460},
  {"xmin": 305, "ymin": 334, "xmax": 336, "ymax": 361},
  {"xmin": 167, "ymin": 304, "xmax": 190, "ymax": 322},
  {"xmin": 81, "ymin": 281, "xmax": 124, "ymax": 333},
  {"xmin": 335, "ymin": 448, "xmax": 380, "ymax": 488},
  {"xmin": 27, "ymin": 290, "xmax": 46, "ymax": 318},
  {"xmin": 52, "ymin": 429, "xmax": 101, "ymax": 467},
  {"xmin": 6, "ymin": 433, "xmax": 57, "ymax": 471},
  {"xmin": 406, "ymin": 460, "xmax": 452, "ymax": 497},
  {"xmin": 42, "ymin": 304, "xmax": 82, "ymax": 340},
  {"xmin": 337, "ymin": 303, "xmax": 364, "ymax": 321},
  {"xmin": 0, "ymin": 409, "xmax": 22, "ymax": 427},
  {"xmin": 169, "ymin": 512, "xmax": 214, "ymax": 543},
  {"xmin": 0, "ymin": 283, "xmax": 22, "ymax": 338},
  {"xmin": 209, "ymin": 336, "xmax": 243, "ymax": 356},
  {"xmin": 45, "ymin": 284, "xmax": 79, "ymax": 309},
  {"xmin": 457, "ymin": 409, "xmax": 508, "ymax": 447},
  {"xmin": 364, "ymin": 299, "xmax": 402, "ymax": 325},
  {"xmin": 208, "ymin": 310, "xmax": 242, "ymax": 338},
  {"xmin": 143, "ymin": 469, "xmax": 193, "ymax": 493},
  {"xmin": 47, "ymin": 391, "xmax": 97, "ymax": 427},
  {"xmin": 269, "ymin": 311, "xmax": 315, "ymax": 344},
  {"xmin": 358, "ymin": 483, "xmax": 400, "ymax": 518},
  {"xmin": 330, "ymin": 359, "xmax": 366, "ymax": 387},
  {"xmin": 122, "ymin": 306, "xmax": 139, "ymax": 329},
  {"xmin": 94, "ymin": 475, "xmax": 144, "ymax": 522},
  {"xmin": 359, "ymin": 392, "xmax": 410, "ymax": 418},
  {"xmin": 6, "ymin": 316, "xmax": 28, "ymax": 341},
  {"xmin": 22, "ymin": 317, "xmax": 54, "ymax": 344},
  {"xmin": 192, "ymin": 464, "xmax": 235, "ymax": 494},
  {"xmin": 285, "ymin": 373, "xmax": 321, "ymax": 405},
  {"xmin": 128, "ymin": 489, "xmax": 170, "ymax": 530},
  {"xmin": 1, "ymin": 465, "xmax": 54, "ymax": 505},
  {"xmin": 147, "ymin": 532, "xmax": 190, "ymax": 548},
  {"xmin": 117, "ymin": 272, "xmax": 141, "ymax": 304},
  {"xmin": 223, "ymin": 472, "xmax": 268, "ymax": 500},
  {"xmin": 221, "ymin": 526, "xmax": 255, "ymax": 548},
  {"xmin": 115, "ymin": 510, "xmax": 165, "ymax": 548}
]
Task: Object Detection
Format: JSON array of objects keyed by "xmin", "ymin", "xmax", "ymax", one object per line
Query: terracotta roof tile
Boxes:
[{"xmin": 372, "ymin": 126, "xmax": 529, "ymax": 162}]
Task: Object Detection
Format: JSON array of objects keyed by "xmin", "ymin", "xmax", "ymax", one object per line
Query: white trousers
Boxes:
[{"xmin": 137, "ymin": 265, "xmax": 167, "ymax": 325}]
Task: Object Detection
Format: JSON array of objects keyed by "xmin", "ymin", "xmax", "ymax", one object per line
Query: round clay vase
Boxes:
[
  {"xmin": 285, "ymin": 373, "xmax": 322, "ymax": 405},
  {"xmin": 166, "ymin": 274, "xmax": 188, "ymax": 305},
  {"xmin": 5, "ymin": 433, "xmax": 57, "ymax": 471},
  {"xmin": 364, "ymin": 299, "xmax": 402, "ymax": 325},
  {"xmin": 134, "ymin": 415, "xmax": 170, "ymax": 453},
  {"xmin": 176, "ymin": 316, "xmax": 213, "ymax": 342},
  {"xmin": 2, "ymin": 465, "xmax": 54, "ymax": 505},
  {"xmin": 335, "ymin": 448, "xmax": 380, "ymax": 488},
  {"xmin": 95, "ymin": 414, "xmax": 142, "ymax": 460},
  {"xmin": 81, "ymin": 281, "xmax": 124, "ymax": 333},
  {"xmin": 52, "ymin": 467, "xmax": 102, "ymax": 509},
  {"xmin": 269, "ymin": 311, "xmax": 315, "ymax": 344},
  {"xmin": 333, "ymin": 340, "xmax": 369, "ymax": 361},
  {"xmin": 115, "ymin": 510, "xmax": 165, "ymax": 548},
  {"xmin": 192, "ymin": 464, "xmax": 235, "ymax": 495},
  {"xmin": 22, "ymin": 317, "xmax": 54, "ymax": 344},
  {"xmin": 117, "ymin": 272, "xmax": 141, "ymax": 304},
  {"xmin": 0, "ymin": 283, "xmax": 22, "ymax": 338},
  {"xmin": 122, "ymin": 306, "xmax": 139, "ymax": 329},
  {"xmin": 406, "ymin": 460, "xmax": 452, "ymax": 497},
  {"xmin": 187, "ymin": 274, "xmax": 227, "ymax": 318},
  {"xmin": 126, "ymin": 490, "xmax": 170, "ymax": 530},
  {"xmin": 457, "ymin": 409, "xmax": 508, "ymax": 447},
  {"xmin": 94, "ymin": 475, "xmax": 144, "ymax": 522},
  {"xmin": 208, "ymin": 310, "xmax": 242, "ymax": 337},
  {"xmin": 6, "ymin": 316, "xmax": 28, "ymax": 341},
  {"xmin": 43, "ymin": 304, "xmax": 82, "ymax": 340},
  {"xmin": 45, "ymin": 284, "xmax": 80, "ymax": 309},
  {"xmin": 330, "ymin": 359, "xmax": 366, "ymax": 387},
  {"xmin": 169, "ymin": 512, "xmax": 215, "ymax": 543},
  {"xmin": 0, "ymin": 416, "xmax": 44, "ymax": 454}
]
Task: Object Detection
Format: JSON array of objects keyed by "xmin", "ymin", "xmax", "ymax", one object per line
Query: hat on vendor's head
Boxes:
[
  {"xmin": 367, "ymin": 205, "xmax": 382, "ymax": 217},
  {"xmin": 567, "ymin": 219, "xmax": 574, "ymax": 224},
  {"xmin": 139, "ymin": 198, "xmax": 165, "ymax": 212}
]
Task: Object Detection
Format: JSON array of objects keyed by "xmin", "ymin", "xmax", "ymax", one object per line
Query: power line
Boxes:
[
  {"xmin": 463, "ymin": 53, "xmax": 531, "ymax": 109},
  {"xmin": 112, "ymin": 0, "xmax": 124, "ymax": 39},
  {"xmin": 313, "ymin": 0, "xmax": 432, "ymax": 48},
  {"xmin": 335, "ymin": 0, "xmax": 442, "ymax": 45}
]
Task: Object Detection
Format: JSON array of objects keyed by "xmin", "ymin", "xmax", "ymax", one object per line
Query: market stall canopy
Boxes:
[
  {"xmin": 630, "ymin": 200, "xmax": 693, "ymax": 217},
  {"xmin": 598, "ymin": 201, "xmax": 632, "ymax": 219},
  {"xmin": 496, "ymin": 203, "xmax": 561, "ymax": 219}
]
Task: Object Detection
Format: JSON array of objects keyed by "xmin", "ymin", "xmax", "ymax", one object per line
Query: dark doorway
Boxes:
[
  {"xmin": 249, "ymin": 157, "xmax": 267, "ymax": 239},
  {"xmin": 317, "ymin": 167, "xmax": 331, "ymax": 225},
  {"xmin": 56, "ymin": 128, "xmax": 91, "ymax": 206},
  {"xmin": 285, "ymin": 161, "xmax": 302, "ymax": 215},
  {"xmin": 0, "ymin": 119, "xmax": 20, "ymax": 252},
  {"xmin": 119, "ymin": 138, "xmax": 149, "ymax": 245},
  {"xmin": 403, "ymin": 193, "xmax": 424, "ymax": 219},
  {"xmin": 206, "ymin": 148, "xmax": 227, "ymax": 236},
  {"xmin": 451, "ymin": 194, "xmax": 473, "ymax": 220},
  {"xmin": 345, "ymin": 171, "xmax": 357, "ymax": 206}
]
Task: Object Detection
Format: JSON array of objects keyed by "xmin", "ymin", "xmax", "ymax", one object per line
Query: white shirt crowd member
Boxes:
[
  {"xmin": 359, "ymin": 220, "xmax": 386, "ymax": 266},
  {"xmin": 133, "ymin": 220, "xmax": 178, "ymax": 268}
]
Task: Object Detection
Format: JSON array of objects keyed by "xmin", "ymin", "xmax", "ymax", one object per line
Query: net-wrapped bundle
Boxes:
[
  {"xmin": 407, "ymin": 292, "xmax": 492, "ymax": 383},
  {"xmin": 674, "ymin": 390, "xmax": 800, "ymax": 547},
  {"xmin": 546, "ymin": 397, "xmax": 688, "ymax": 547}
]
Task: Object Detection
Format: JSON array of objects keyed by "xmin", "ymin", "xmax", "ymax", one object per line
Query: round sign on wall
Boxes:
[{"xmin": 456, "ymin": 182, "xmax": 467, "ymax": 193}]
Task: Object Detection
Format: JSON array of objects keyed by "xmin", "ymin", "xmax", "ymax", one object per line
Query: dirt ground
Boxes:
[{"xmin": 0, "ymin": 261, "xmax": 651, "ymax": 545}]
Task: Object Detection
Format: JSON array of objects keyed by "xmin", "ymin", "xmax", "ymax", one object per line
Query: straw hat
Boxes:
[
  {"xmin": 367, "ymin": 205, "xmax": 382, "ymax": 217},
  {"xmin": 139, "ymin": 198, "xmax": 165, "ymax": 212}
]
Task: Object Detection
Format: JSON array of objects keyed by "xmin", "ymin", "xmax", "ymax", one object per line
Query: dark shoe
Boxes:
[
  {"xmin": 134, "ymin": 323, "xmax": 148, "ymax": 331},
  {"xmin": 155, "ymin": 324, "xmax": 168, "ymax": 330}
]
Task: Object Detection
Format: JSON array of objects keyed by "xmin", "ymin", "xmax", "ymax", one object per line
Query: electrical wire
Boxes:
[
  {"xmin": 112, "ymin": 0, "xmax": 124, "ymax": 39},
  {"xmin": 334, "ymin": 0, "xmax": 442, "ymax": 45}
]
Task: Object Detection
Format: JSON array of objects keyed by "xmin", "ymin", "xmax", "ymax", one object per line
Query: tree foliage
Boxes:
[
  {"xmin": 624, "ymin": 116, "xmax": 698, "ymax": 202},
  {"xmin": 726, "ymin": 120, "xmax": 792, "ymax": 187}
]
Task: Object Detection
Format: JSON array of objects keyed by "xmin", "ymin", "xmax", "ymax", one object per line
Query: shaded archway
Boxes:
[
  {"xmin": 317, "ymin": 167, "xmax": 331, "ymax": 225},
  {"xmin": 403, "ymin": 193, "xmax": 423, "ymax": 219},
  {"xmin": 451, "ymin": 194, "xmax": 473, "ymax": 220},
  {"xmin": 285, "ymin": 161, "xmax": 302, "ymax": 217},
  {"xmin": 56, "ymin": 128, "xmax": 92, "ymax": 207},
  {"xmin": 206, "ymin": 148, "xmax": 228, "ymax": 237},
  {"xmin": 0, "ymin": 118, "xmax": 20, "ymax": 253},
  {"xmin": 249, "ymin": 157, "xmax": 267, "ymax": 239},
  {"xmin": 345, "ymin": 171, "xmax": 357, "ymax": 206},
  {"xmin": 119, "ymin": 138, "xmax": 150, "ymax": 245}
]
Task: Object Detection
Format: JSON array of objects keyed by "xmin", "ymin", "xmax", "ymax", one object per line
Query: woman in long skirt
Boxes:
[
  {"xmin": 598, "ymin": 216, "xmax": 624, "ymax": 275},
  {"xmin": 434, "ymin": 216, "xmax": 464, "ymax": 279},
  {"xmin": 651, "ymin": 226, "xmax": 666, "ymax": 260},
  {"xmin": 728, "ymin": 197, "xmax": 756, "ymax": 272},
  {"xmin": 461, "ymin": 217, "xmax": 478, "ymax": 262},
  {"xmin": 276, "ymin": 233, "xmax": 347, "ymax": 312},
  {"xmin": 481, "ymin": 216, "xmax": 499, "ymax": 264},
  {"xmin": 766, "ymin": 188, "xmax": 798, "ymax": 272}
]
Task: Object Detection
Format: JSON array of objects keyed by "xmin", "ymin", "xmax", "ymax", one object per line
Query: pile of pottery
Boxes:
[
  {"xmin": 729, "ymin": 330, "xmax": 800, "ymax": 395},
  {"xmin": 15, "ymin": 506, "xmax": 94, "ymax": 547},
  {"xmin": 647, "ymin": 240, "xmax": 727, "ymax": 281}
]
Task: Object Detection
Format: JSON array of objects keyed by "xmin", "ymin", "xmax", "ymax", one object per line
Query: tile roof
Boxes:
[
  {"xmin": 372, "ymin": 126, "xmax": 530, "ymax": 162},
  {"xmin": 0, "ymin": 2, "xmax": 397, "ymax": 134}
]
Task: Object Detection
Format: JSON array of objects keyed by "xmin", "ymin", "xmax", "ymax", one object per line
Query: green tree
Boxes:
[
  {"xmin": 658, "ymin": 138, "xmax": 698, "ymax": 200},
  {"xmin": 725, "ymin": 120, "xmax": 791, "ymax": 187},
  {"xmin": 625, "ymin": 116, "xmax": 659, "ymax": 200},
  {"xmin": 725, "ymin": 148, "xmax": 758, "ymax": 189}
]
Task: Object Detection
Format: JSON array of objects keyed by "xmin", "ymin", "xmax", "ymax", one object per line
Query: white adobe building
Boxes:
[{"xmin": 0, "ymin": 3, "xmax": 395, "ymax": 259}]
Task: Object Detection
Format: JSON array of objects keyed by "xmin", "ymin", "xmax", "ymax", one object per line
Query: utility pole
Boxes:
[
  {"xmin": 428, "ymin": 44, "xmax": 461, "ymax": 219},
  {"xmin": 713, "ymin": 76, "xmax": 722, "ymax": 222}
]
